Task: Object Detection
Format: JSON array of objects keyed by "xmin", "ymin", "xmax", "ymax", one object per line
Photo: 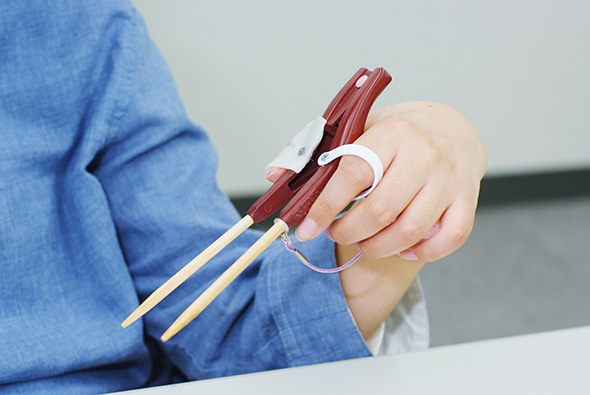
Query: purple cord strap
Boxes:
[{"xmin": 280, "ymin": 232, "xmax": 362, "ymax": 273}]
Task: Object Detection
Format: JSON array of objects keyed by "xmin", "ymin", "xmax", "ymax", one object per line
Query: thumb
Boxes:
[{"xmin": 266, "ymin": 167, "xmax": 288, "ymax": 183}]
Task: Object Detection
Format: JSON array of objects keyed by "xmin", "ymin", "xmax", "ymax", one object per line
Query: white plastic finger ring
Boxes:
[{"xmin": 317, "ymin": 144, "xmax": 384, "ymax": 200}]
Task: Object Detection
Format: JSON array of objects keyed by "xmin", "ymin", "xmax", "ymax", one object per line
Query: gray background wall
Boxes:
[{"xmin": 134, "ymin": 0, "xmax": 589, "ymax": 196}]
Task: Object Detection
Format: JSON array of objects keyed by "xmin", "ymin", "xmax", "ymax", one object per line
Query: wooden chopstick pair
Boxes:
[{"xmin": 121, "ymin": 216, "xmax": 287, "ymax": 341}]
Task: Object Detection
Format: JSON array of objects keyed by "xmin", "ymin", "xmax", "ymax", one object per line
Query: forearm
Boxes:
[{"xmin": 336, "ymin": 243, "xmax": 425, "ymax": 340}]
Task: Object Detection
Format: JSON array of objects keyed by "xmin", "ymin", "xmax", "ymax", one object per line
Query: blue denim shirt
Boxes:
[{"xmin": 0, "ymin": 2, "xmax": 427, "ymax": 394}]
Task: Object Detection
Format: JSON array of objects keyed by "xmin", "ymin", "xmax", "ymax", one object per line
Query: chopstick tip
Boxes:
[
  {"xmin": 160, "ymin": 328, "xmax": 176, "ymax": 342},
  {"xmin": 121, "ymin": 313, "xmax": 138, "ymax": 329},
  {"xmin": 161, "ymin": 316, "xmax": 191, "ymax": 342}
]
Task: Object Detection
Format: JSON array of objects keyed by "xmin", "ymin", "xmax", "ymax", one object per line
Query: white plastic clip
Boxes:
[{"xmin": 317, "ymin": 144, "xmax": 384, "ymax": 200}]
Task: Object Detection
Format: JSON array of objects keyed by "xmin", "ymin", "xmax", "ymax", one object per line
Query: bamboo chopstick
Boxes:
[
  {"xmin": 121, "ymin": 215, "xmax": 255, "ymax": 328},
  {"xmin": 160, "ymin": 220, "xmax": 287, "ymax": 342}
]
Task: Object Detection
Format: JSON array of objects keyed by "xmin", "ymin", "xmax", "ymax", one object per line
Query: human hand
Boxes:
[{"xmin": 270, "ymin": 101, "xmax": 486, "ymax": 263}]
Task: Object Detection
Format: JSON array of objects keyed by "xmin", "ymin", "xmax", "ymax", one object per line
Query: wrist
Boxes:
[{"xmin": 335, "ymin": 242, "xmax": 425, "ymax": 339}]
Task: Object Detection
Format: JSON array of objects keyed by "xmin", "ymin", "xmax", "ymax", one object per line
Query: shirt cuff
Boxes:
[
  {"xmin": 373, "ymin": 276, "xmax": 430, "ymax": 356},
  {"xmin": 365, "ymin": 322, "xmax": 386, "ymax": 355}
]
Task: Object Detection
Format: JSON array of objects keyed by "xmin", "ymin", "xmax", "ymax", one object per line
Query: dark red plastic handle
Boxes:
[{"xmin": 247, "ymin": 68, "xmax": 392, "ymax": 227}]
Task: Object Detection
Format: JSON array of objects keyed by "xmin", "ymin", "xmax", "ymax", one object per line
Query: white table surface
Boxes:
[{"xmin": 112, "ymin": 325, "xmax": 590, "ymax": 395}]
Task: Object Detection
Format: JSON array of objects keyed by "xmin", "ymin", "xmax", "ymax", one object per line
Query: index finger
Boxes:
[{"xmin": 294, "ymin": 153, "xmax": 376, "ymax": 242}]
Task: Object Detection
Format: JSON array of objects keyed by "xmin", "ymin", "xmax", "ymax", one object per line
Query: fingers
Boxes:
[
  {"xmin": 399, "ymin": 198, "xmax": 476, "ymax": 262},
  {"xmin": 340, "ymin": 192, "xmax": 474, "ymax": 262},
  {"xmin": 299, "ymin": 145, "xmax": 477, "ymax": 262},
  {"xmin": 295, "ymin": 120, "xmax": 400, "ymax": 242},
  {"xmin": 348, "ymin": 180, "xmax": 452, "ymax": 259},
  {"xmin": 295, "ymin": 153, "xmax": 376, "ymax": 241},
  {"xmin": 326, "ymin": 156, "xmax": 430, "ymax": 245},
  {"xmin": 292, "ymin": 103, "xmax": 483, "ymax": 263}
]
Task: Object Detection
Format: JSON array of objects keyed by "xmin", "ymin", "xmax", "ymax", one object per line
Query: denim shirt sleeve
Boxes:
[{"xmin": 88, "ymin": 7, "xmax": 377, "ymax": 380}]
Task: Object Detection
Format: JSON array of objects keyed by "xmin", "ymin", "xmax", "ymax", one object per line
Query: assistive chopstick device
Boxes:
[{"xmin": 121, "ymin": 67, "xmax": 392, "ymax": 341}]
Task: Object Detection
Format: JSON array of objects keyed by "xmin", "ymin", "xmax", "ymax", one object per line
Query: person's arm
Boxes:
[
  {"xmin": 295, "ymin": 101, "xmax": 487, "ymax": 340},
  {"xmin": 336, "ymin": 244, "xmax": 425, "ymax": 340}
]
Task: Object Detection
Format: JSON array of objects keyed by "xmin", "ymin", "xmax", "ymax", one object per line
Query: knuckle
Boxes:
[
  {"xmin": 382, "ymin": 115, "xmax": 410, "ymax": 135},
  {"xmin": 365, "ymin": 198, "xmax": 397, "ymax": 226},
  {"xmin": 448, "ymin": 222, "xmax": 472, "ymax": 248},
  {"xmin": 421, "ymin": 142, "xmax": 444, "ymax": 166},
  {"xmin": 398, "ymin": 220, "xmax": 424, "ymax": 244},
  {"xmin": 410, "ymin": 133, "xmax": 445, "ymax": 166},
  {"xmin": 413, "ymin": 221, "xmax": 474, "ymax": 262}
]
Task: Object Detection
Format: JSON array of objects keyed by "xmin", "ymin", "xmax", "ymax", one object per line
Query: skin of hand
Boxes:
[{"xmin": 267, "ymin": 101, "xmax": 487, "ymax": 339}]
